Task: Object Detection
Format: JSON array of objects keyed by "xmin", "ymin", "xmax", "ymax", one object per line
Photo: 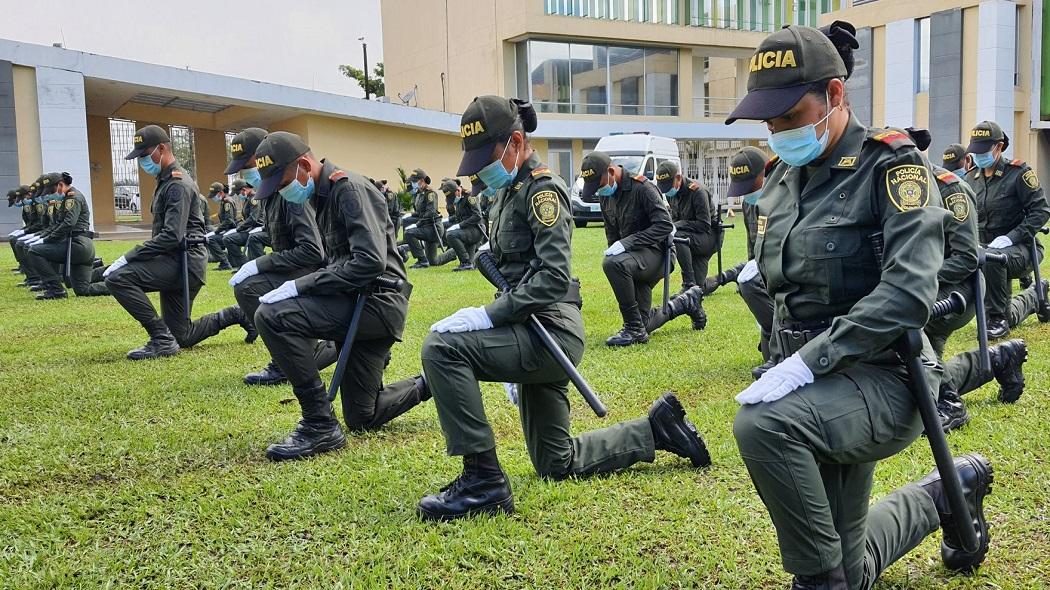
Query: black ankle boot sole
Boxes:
[
  {"xmin": 941, "ymin": 453, "xmax": 994, "ymax": 574},
  {"xmin": 265, "ymin": 430, "xmax": 346, "ymax": 461},
  {"xmin": 651, "ymin": 393, "xmax": 711, "ymax": 468},
  {"xmin": 417, "ymin": 495, "xmax": 515, "ymax": 522}
]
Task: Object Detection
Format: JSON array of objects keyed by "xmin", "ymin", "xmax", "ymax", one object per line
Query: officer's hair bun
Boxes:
[
  {"xmin": 61, "ymin": 172, "xmax": 73, "ymax": 185},
  {"xmin": 511, "ymin": 98, "xmax": 538, "ymax": 133}
]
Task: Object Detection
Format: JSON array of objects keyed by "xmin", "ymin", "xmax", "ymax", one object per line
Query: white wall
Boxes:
[
  {"xmin": 976, "ymin": 0, "xmax": 1017, "ymax": 156},
  {"xmin": 884, "ymin": 18, "xmax": 916, "ymax": 128},
  {"xmin": 35, "ymin": 66, "xmax": 92, "ymax": 229}
]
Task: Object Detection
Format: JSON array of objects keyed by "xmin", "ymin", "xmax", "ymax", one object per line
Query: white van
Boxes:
[{"xmin": 570, "ymin": 133, "xmax": 681, "ymax": 228}]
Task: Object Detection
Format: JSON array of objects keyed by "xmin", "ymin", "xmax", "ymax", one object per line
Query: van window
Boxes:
[{"xmin": 643, "ymin": 157, "xmax": 655, "ymax": 180}]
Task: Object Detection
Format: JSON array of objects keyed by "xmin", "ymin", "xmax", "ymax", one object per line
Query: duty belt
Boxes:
[{"xmin": 776, "ymin": 319, "xmax": 831, "ymax": 357}]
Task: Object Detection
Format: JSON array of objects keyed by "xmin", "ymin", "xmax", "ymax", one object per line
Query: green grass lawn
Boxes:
[{"xmin": 2, "ymin": 227, "xmax": 1049, "ymax": 588}]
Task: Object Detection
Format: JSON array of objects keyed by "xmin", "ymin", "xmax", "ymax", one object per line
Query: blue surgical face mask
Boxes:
[
  {"xmin": 238, "ymin": 191, "xmax": 248, "ymax": 201},
  {"xmin": 477, "ymin": 140, "xmax": 518, "ymax": 190},
  {"xmin": 597, "ymin": 180, "xmax": 618, "ymax": 198},
  {"xmin": 768, "ymin": 92, "xmax": 833, "ymax": 167},
  {"xmin": 211, "ymin": 195, "xmax": 222, "ymax": 202},
  {"xmin": 241, "ymin": 167, "xmax": 262, "ymax": 188},
  {"xmin": 741, "ymin": 188, "xmax": 763, "ymax": 205},
  {"xmin": 973, "ymin": 150, "xmax": 997, "ymax": 170},
  {"xmin": 138, "ymin": 146, "xmax": 161, "ymax": 177},
  {"xmin": 410, "ymin": 181, "xmax": 420, "ymax": 194},
  {"xmin": 278, "ymin": 164, "xmax": 314, "ymax": 204},
  {"xmin": 953, "ymin": 167, "xmax": 968, "ymax": 177},
  {"xmin": 482, "ymin": 186, "xmax": 496, "ymax": 198},
  {"xmin": 664, "ymin": 186, "xmax": 679, "ymax": 198}
]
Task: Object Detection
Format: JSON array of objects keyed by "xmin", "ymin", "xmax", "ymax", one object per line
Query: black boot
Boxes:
[
  {"xmin": 791, "ymin": 565, "xmax": 847, "ymax": 589},
  {"xmin": 397, "ymin": 243, "xmax": 410, "ymax": 262},
  {"xmin": 417, "ymin": 448, "xmax": 514, "ymax": 521},
  {"xmin": 417, "ymin": 373, "xmax": 431, "ymax": 402},
  {"xmin": 1037, "ymin": 280, "xmax": 1050, "ymax": 323},
  {"xmin": 990, "ymin": 339, "xmax": 1027, "ymax": 403},
  {"xmin": 36, "ymin": 285, "xmax": 68, "ymax": 300},
  {"xmin": 703, "ymin": 262, "xmax": 747, "ymax": 294},
  {"xmin": 244, "ymin": 360, "xmax": 288, "ymax": 386},
  {"xmin": 752, "ymin": 335, "xmax": 776, "ymax": 380},
  {"xmin": 29, "ymin": 283, "xmax": 46, "ymax": 292},
  {"xmin": 986, "ymin": 317, "xmax": 1009, "ymax": 340},
  {"xmin": 218, "ymin": 306, "xmax": 256, "ymax": 343},
  {"xmin": 93, "ymin": 257, "xmax": 104, "ymax": 268},
  {"xmin": 410, "ymin": 260, "xmax": 430, "ymax": 269},
  {"xmin": 452, "ymin": 262, "xmax": 475, "ymax": 272},
  {"xmin": 606, "ymin": 305, "xmax": 649, "ymax": 347},
  {"xmin": 16, "ymin": 279, "xmax": 40, "ymax": 288},
  {"xmin": 674, "ymin": 285, "xmax": 707, "ymax": 330},
  {"xmin": 649, "ymin": 393, "xmax": 711, "ymax": 467},
  {"xmin": 127, "ymin": 321, "xmax": 180, "ymax": 360},
  {"xmin": 266, "ymin": 382, "xmax": 346, "ymax": 461},
  {"xmin": 216, "ymin": 261, "xmax": 232, "ymax": 271},
  {"xmin": 917, "ymin": 453, "xmax": 994, "ymax": 573},
  {"xmin": 936, "ymin": 388, "xmax": 970, "ymax": 433},
  {"xmin": 1019, "ymin": 273, "xmax": 1033, "ymax": 289}
]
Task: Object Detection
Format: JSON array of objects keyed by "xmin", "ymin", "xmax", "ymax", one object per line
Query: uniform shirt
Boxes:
[
  {"xmin": 255, "ymin": 194, "xmax": 324, "ymax": 275},
  {"xmin": 235, "ymin": 193, "xmax": 263, "ymax": 232},
  {"xmin": 485, "ymin": 152, "xmax": 579, "ymax": 328},
  {"xmin": 742, "ymin": 195, "xmax": 761, "ymax": 261},
  {"xmin": 41, "ymin": 186, "xmax": 90, "ymax": 243},
  {"xmin": 21, "ymin": 202, "xmax": 32, "ymax": 228},
  {"xmin": 668, "ymin": 179, "xmax": 713, "ymax": 237},
  {"xmin": 294, "ymin": 161, "xmax": 409, "ymax": 338},
  {"xmin": 215, "ymin": 196, "xmax": 239, "ymax": 231},
  {"xmin": 197, "ymin": 195, "xmax": 212, "ymax": 232},
  {"xmin": 412, "ymin": 187, "xmax": 440, "ymax": 225},
  {"xmin": 757, "ymin": 116, "xmax": 947, "ymax": 376},
  {"xmin": 445, "ymin": 193, "xmax": 457, "ymax": 223},
  {"xmin": 931, "ymin": 165, "xmax": 979, "ymax": 289},
  {"xmin": 123, "ymin": 163, "xmax": 207, "ymax": 281},
  {"xmin": 450, "ymin": 194, "xmax": 483, "ymax": 229},
  {"xmin": 965, "ymin": 156, "xmax": 1049, "ymax": 245},
  {"xmin": 383, "ymin": 188, "xmax": 401, "ymax": 222},
  {"xmin": 599, "ymin": 169, "xmax": 673, "ymax": 253}
]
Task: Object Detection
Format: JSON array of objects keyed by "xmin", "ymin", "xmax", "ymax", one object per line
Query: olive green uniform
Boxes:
[
  {"xmin": 404, "ymin": 187, "xmax": 443, "ymax": 264},
  {"xmin": 207, "ymin": 195, "xmax": 239, "ymax": 265},
  {"xmin": 15, "ymin": 198, "xmax": 52, "ymax": 282},
  {"xmin": 733, "ymin": 121, "xmax": 950, "ymax": 588},
  {"xmin": 246, "ymin": 227, "xmax": 271, "ymax": 260},
  {"xmin": 11, "ymin": 199, "xmax": 41, "ymax": 280},
  {"xmin": 224, "ymin": 194, "xmax": 262, "ymax": 268},
  {"xmin": 105, "ymin": 164, "xmax": 239, "ymax": 347},
  {"xmin": 27, "ymin": 186, "xmax": 102, "ymax": 295},
  {"xmin": 965, "ymin": 157, "xmax": 1049, "ymax": 323},
  {"xmin": 669, "ymin": 179, "xmax": 718, "ymax": 287},
  {"xmin": 737, "ymin": 190, "xmax": 775, "ymax": 357},
  {"xmin": 254, "ymin": 162, "xmax": 424, "ymax": 431},
  {"xmin": 432, "ymin": 193, "xmax": 485, "ymax": 266},
  {"xmin": 383, "ymin": 187, "xmax": 402, "ymax": 235},
  {"xmin": 422, "ymin": 154, "xmax": 657, "ymax": 478}
]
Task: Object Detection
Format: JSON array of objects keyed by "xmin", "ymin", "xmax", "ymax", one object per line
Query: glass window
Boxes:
[
  {"xmin": 916, "ymin": 17, "xmax": 930, "ymax": 93},
  {"xmin": 609, "ymin": 46, "xmax": 645, "ymax": 114},
  {"xmin": 570, "ymin": 43, "xmax": 609, "ymax": 114},
  {"xmin": 644, "ymin": 47, "xmax": 679, "ymax": 116},
  {"xmin": 530, "ymin": 41, "xmax": 572, "ymax": 113}
]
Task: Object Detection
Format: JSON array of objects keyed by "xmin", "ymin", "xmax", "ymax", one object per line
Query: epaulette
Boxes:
[
  {"xmin": 171, "ymin": 170, "xmax": 183, "ymax": 178},
  {"xmin": 868, "ymin": 129, "xmax": 915, "ymax": 150},
  {"xmin": 764, "ymin": 155, "xmax": 781, "ymax": 175},
  {"xmin": 936, "ymin": 171, "xmax": 960, "ymax": 185},
  {"xmin": 1008, "ymin": 159, "xmax": 1026, "ymax": 167},
  {"xmin": 329, "ymin": 170, "xmax": 348, "ymax": 182},
  {"xmin": 688, "ymin": 181, "xmax": 700, "ymax": 191},
  {"xmin": 633, "ymin": 174, "xmax": 647, "ymax": 182},
  {"xmin": 531, "ymin": 166, "xmax": 552, "ymax": 178}
]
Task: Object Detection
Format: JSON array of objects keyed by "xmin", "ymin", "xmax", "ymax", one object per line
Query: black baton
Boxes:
[
  {"xmin": 181, "ymin": 237, "xmax": 207, "ymax": 321},
  {"xmin": 328, "ymin": 276, "xmax": 406, "ymax": 402},
  {"xmin": 1030, "ymin": 227, "xmax": 1048, "ymax": 310},
  {"xmin": 899, "ymin": 290, "xmax": 980, "ymax": 553},
  {"xmin": 476, "ymin": 252, "xmax": 607, "ymax": 417},
  {"xmin": 975, "ymin": 250, "xmax": 1006, "ymax": 375}
]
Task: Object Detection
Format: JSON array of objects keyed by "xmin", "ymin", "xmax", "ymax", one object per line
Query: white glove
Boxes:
[
  {"xmin": 28, "ymin": 236, "xmax": 44, "ymax": 246},
  {"xmin": 430, "ymin": 306, "xmax": 494, "ymax": 333},
  {"xmin": 249, "ymin": 226, "xmax": 264, "ymax": 234},
  {"xmin": 738, "ymin": 259, "xmax": 760, "ymax": 284},
  {"xmin": 204, "ymin": 231, "xmax": 216, "ymax": 238},
  {"xmin": 988, "ymin": 235, "xmax": 1013, "ymax": 249},
  {"xmin": 604, "ymin": 241, "xmax": 626, "ymax": 257},
  {"xmin": 229, "ymin": 259, "xmax": 259, "ymax": 286},
  {"xmin": 259, "ymin": 280, "xmax": 298, "ymax": 304},
  {"xmin": 17, "ymin": 233, "xmax": 36, "ymax": 242},
  {"xmin": 223, "ymin": 228, "xmax": 238, "ymax": 237},
  {"xmin": 103, "ymin": 255, "xmax": 128, "ymax": 278},
  {"xmin": 401, "ymin": 214, "xmax": 411, "ymax": 220},
  {"xmin": 478, "ymin": 241, "xmax": 491, "ymax": 252},
  {"xmin": 405, "ymin": 224, "xmax": 417, "ymax": 231},
  {"xmin": 9, "ymin": 229, "xmax": 25, "ymax": 237},
  {"xmin": 448, "ymin": 224, "xmax": 461, "ymax": 232},
  {"xmin": 735, "ymin": 353, "xmax": 814, "ymax": 405},
  {"xmin": 503, "ymin": 382, "xmax": 520, "ymax": 406}
]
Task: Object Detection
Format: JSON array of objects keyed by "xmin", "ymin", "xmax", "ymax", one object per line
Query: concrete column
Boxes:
[
  {"xmin": 848, "ymin": 27, "xmax": 874, "ymax": 126},
  {"xmin": 976, "ymin": 0, "xmax": 1017, "ymax": 157},
  {"xmin": 929, "ymin": 9, "xmax": 964, "ymax": 158},
  {"xmin": 86, "ymin": 115, "xmax": 115, "ymax": 227},
  {"xmin": 35, "ymin": 67, "xmax": 93, "ymax": 229},
  {"xmin": 884, "ymin": 18, "xmax": 917, "ymax": 128},
  {"xmin": 0, "ymin": 60, "xmax": 19, "ymax": 234}
]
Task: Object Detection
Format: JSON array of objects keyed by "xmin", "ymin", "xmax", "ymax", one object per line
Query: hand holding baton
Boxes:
[
  {"xmin": 475, "ymin": 252, "xmax": 607, "ymax": 417},
  {"xmin": 328, "ymin": 276, "xmax": 406, "ymax": 402}
]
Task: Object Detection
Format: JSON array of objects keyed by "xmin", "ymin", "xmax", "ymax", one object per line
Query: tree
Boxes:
[{"xmin": 339, "ymin": 61, "xmax": 385, "ymax": 98}]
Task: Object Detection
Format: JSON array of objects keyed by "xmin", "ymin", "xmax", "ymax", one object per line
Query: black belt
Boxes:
[{"xmin": 776, "ymin": 319, "xmax": 831, "ymax": 357}]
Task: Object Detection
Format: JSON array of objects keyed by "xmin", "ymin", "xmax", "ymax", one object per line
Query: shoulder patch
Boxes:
[
  {"xmin": 328, "ymin": 170, "xmax": 348, "ymax": 182},
  {"xmin": 763, "ymin": 155, "xmax": 780, "ymax": 175},
  {"xmin": 633, "ymin": 174, "xmax": 647, "ymax": 182},
  {"xmin": 1023, "ymin": 169, "xmax": 1040, "ymax": 189},
  {"xmin": 67, "ymin": 190, "xmax": 76, "ymax": 197},
  {"xmin": 468, "ymin": 196, "xmax": 478, "ymax": 206},
  {"xmin": 870, "ymin": 130, "xmax": 915, "ymax": 150},
  {"xmin": 756, "ymin": 215, "xmax": 767, "ymax": 236},
  {"xmin": 531, "ymin": 190, "xmax": 561, "ymax": 227},
  {"xmin": 688, "ymin": 181, "xmax": 700, "ymax": 191},
  {"xmin": 250, "ymin": 198, "xmax": 258, "ymax": 206},
  {"xmin": 1009, "ymin": 159, "xmax": 1026, "ymax": 167},
  {"xmin": 427, "ymin": 193, "xmax": 434, "ymax": 203},
  {"xmin": 171, "ymin": 170, "xmax": 183, "ymax": 178},
  {"xmin": 943, "ymin": 193, "xmax": 970, "ymax": 223},
  {"xmin": 936, "ymin": 171, "xmax": 960, "ymax": 185},
  {"xmin": 65, "ymin": 199, "xmax": 75, "ymax": 210},
  {"xmin": 885, "ymin": 164, "xmax": 931, "ymax": 212},
  {"xmin": 512, "ymin": 181, "xmax": 524, "ymax": 192},
  {"xmin": 531, "ymin": 166, "xmax": 552, "ymax": 178},
  {"xmin": 35, "ymin": 204, "xmax": 44, "ymax": 213}
]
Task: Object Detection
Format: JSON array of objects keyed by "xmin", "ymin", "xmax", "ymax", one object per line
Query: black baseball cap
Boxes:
[
  {"xmin": 207, "ymin": 182, "xmax": 226, "ymax": 197},
  {"xmin": 408, "ymin": 168, "xmax": 430, "ymax": 184},
  {"xmin": 225, "ymin": 127, "xmax": 269, "ymax": 174},
  {"xmin": 903, "ymin": 127, "xmax": 932, "ymax": 152},
  {"xmin": 40, "ymin": 172, "xmax": 62, "ymax": 191},
  {"xmin": 439, "ymin": 179, "xmax": 458, "ymax": 197},
  {"xmin": 727, "ymin": 147, "xmax": 768, "ymax": 198},
  {"xmin": 253, "ymin": 131, "xmax": 311, "ymax": 199},
  {"xmin": 655, "ymin": 161, "xmax": 681, "ymax": 194},
  {"xmin": 579, "ymin": 151, "xmax": 612, "ymax": 199},
  {"xmin": 727, "ymin": 26, "xmax": 847, "ymax": 124},
  {"xmin": 942, "ymin": 144, "xmax": 966, "ymax": 168},
  {"xmin": 967, "ymin": 121, "xmax": 1006, "ymax": 153},
  {"xmin": 125, "ymin": 125, "xmax": 170, "ymax": 159},
  {"xmin": 457, "ymin": 96, "xmax": 519, "ymax": 176},
  {"xmin": 468, "ymin": 173, "xmax": 486, "ymax": 194},
  {"xmin": 231, "ymin": 179, "xmax": 250, "ymax": 192}
]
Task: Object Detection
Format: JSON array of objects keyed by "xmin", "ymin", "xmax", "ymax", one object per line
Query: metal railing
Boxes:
[{"xmin": 693, "ymin": 97, "xmax": 744, "ymax": 119}]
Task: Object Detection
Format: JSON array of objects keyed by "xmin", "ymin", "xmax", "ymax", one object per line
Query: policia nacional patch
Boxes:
[
  {"xmin": 943, "ymin": 193, "xmax": 970, "ymax": 222},
  {"xmin": 885, "ymin": 165, "xmax": 930, "ymax": 212},
  {"xmin": 1023, "ymin": 169, "xmax": 1040, "ymax": 189},
  {"xmin": 532, "ymin": 190, "xmax": 560, "ymax": 227}
]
